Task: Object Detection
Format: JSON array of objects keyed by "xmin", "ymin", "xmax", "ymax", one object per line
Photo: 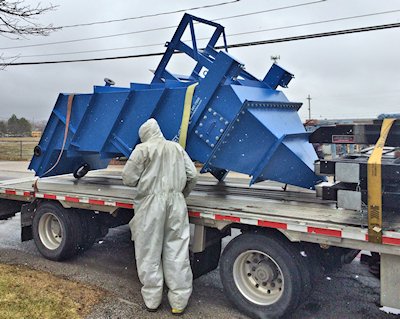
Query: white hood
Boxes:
[{"xmin": 138, "ymin": 118, "xmax": 164, "ymax": 142}]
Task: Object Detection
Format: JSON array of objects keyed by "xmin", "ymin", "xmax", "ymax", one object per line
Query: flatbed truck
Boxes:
[{"xmin": 0, "ymin": 171, "xmax": 399, "ymax": 318}]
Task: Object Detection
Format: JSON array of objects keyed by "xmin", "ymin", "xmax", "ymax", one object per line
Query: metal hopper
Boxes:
[{"xmin": 29, "ymin": 14, "xmax": 323, "ymax": 189}]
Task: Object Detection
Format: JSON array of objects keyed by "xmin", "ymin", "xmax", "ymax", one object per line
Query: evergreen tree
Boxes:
[
  {"xmin": 7, "ymin": 114, "xmax": 19, "ymax": 135},
  {"xmin": 19, "ymin": 117, "xmax": 32, "ymax": 135},
  {"xmin": 6, "ymin": 114, "xmax": 32, "ymax": 136}
]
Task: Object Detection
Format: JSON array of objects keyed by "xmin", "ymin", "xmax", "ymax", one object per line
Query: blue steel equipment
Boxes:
[{"xmin": 29, "ymin": 14, "xmax": 323, "ymax": 189}]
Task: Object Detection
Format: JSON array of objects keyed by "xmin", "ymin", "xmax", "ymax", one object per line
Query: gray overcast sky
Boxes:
[{"xmin": 0, "ymin": 0, "xmax": 399, "ymax": 122}]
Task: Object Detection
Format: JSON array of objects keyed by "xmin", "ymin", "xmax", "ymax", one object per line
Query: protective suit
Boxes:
[{"xmin": 122, "ymin": 118, "xmax": 197, "ymax": 311}]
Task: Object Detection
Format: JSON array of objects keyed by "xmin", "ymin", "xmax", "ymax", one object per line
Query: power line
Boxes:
[
  {"xmin": 0, "ymin": 0, "xmax": 326, "ymax": 50},
  {"xmin": 222, "ymin": 9, "xmax": 400, "ymax": 37},
  {"xmin": 58, "ymin": 0, "xmax": 327, "ymax": 29},
  {"xmin": 215, "ymin": 23, "xmax": 400, "ymax": 49},
  {"xmin": 1, "ymin": 51, "xmax": 163, "ymax": 66},
  {"xmin": 0, "ymin": 25, "xmax": 177, "ymax": 50},
  {"xmin": 2, "ymin": 22, "xmax": 399, "ymax": 66},
  {"xmin": 216, "ymin": 22, "xmax": 400, "ymax": 49},
  {"xmin": 10, "ymin": 9, "xmax": 400, "ymax": 59},
  {"xmin": 7, "ymin": 42, "xmax": 164, "ymax": 58},
  {"xmin": 59, "ymin": 0, "xmax": 240, "ymax": 28},
  {"xmin": 216, "ymin": 0, "xmax": 325, "ymax": 21}
]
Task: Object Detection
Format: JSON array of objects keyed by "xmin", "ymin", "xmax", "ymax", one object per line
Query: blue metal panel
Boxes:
[
  {"xmin": 71, "ymin": 92, "xmax": 130, "ymax": 152},
  {"xmin": 263, "ymin": 64, "xmax": 294, "ymax": 89},
  {"xmin": 104, "ymin": 88, "xmax": 167, "ymax": 156},
  {"xmin": 29, "ymin": 13, "xmax": 323, "ymax": 189}
]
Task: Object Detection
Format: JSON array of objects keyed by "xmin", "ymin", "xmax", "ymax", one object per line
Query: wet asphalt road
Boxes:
[{"xmin": 0, "ymin": 163, "xmax": 396, "ymax": 319}]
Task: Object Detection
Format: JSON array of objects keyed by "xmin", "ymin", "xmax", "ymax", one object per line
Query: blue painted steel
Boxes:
[{"xmin": 29, "ymin": 14, "xmax": 323, "ymax": 189}]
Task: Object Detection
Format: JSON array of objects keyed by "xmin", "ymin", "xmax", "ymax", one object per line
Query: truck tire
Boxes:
[
  {"xmin": 220, "ymin": 233, "xmax": 303, "ymax": 319},
  {"xmin": 299, "ymin": 242, "xmax": 324, "ymax": 287},
  {"xmin": 256, "ymin": 231, "xmax": 313, "ymax": 307},
  {"xmin": 258, "ymin": 230, "xmax": 313, "ymax": 307},
  {"xmin": 73, "ymin": 163, "xmax": 90, "ymax": 179},
  {"xmin": 289, "ymin": 243, "xmax": 313, "ymax": 306},
  {"xmin": 315, "ymin": 246, "xmax": 358, "ymax": 272},
  {"xmin": 77, "ymin": 211, "xmax": 98, "ymax": 251},
  {"xmin": 32, "ymin": 202, "xmax": 82, "ymax": 261}
]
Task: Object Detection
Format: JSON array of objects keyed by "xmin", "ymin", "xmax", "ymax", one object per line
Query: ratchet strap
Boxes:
[
  {"xmin": 179, "ymin": 83, "xmax": 198, "ymax": 149},
  {"xmin": 33, "ymin": 94, "xmax": 74, "ymax": 192},
  {"xmin": 367, "ymin": 118, "xmax": 396, "ymax": 243}
]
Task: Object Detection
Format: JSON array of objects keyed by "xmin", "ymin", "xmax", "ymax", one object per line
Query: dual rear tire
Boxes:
[
  {"xmin": 32, "ymin": 202, "xmax": 103, "ymax": 261},
  {"xmin": 220, "ymin": 232, "xmax": 315, "ymax": 319}
]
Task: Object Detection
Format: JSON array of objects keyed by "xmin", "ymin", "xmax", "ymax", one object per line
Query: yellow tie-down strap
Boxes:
[
  {"xmin": 179, "ymin": 83, "xmax": 198, "ymax": 149},
  {"xmin": 367, "ymin": 118, "xmax": 396, "ymax": 243}
]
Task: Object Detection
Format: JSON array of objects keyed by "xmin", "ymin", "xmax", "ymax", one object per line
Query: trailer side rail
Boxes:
[{"xmin": 1, "ymin": 184, "xmax": 400, "ymax": 254}]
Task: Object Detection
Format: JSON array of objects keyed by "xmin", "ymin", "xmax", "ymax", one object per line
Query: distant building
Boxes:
[{"xmin": 31, "ymin": 131, "xmax": 42, "ymax": 138}]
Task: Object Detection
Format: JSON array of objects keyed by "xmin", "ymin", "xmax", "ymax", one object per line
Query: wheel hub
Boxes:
[
  {"xmin": 253, "ymin": 259, "xmax": 277, "ymax": 282},
  {"xmin": 38, "ymin": 212, "xmax": 63, "ymax": 250},
  {"xmin": 233, "ymin": 250, "xmax": 284, "ymax": 305},
  {"xmin": 51, "ymin": 219, "xmax": 61, "ymax": 238}
]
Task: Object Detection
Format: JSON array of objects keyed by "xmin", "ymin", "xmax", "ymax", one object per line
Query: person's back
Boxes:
[
  {"xmin": 122, "ymin": 118, "xmax": 197, "ymax": 315},
  {"xmin": 132, "ymin": 138, "xmax": 192, "ymax": 198}
]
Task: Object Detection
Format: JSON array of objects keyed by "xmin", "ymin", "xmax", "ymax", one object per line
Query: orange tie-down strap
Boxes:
[{"xmin": 33, "ymin": 94, "xmax": 74, "ymax": 192}]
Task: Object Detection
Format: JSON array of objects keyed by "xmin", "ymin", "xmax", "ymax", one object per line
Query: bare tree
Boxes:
[
  {"xmin": 0, "ymin": 0, "xmax": 57, "ymax": 68},
  {"xmin": 0, "ymin": 0, "xmax": 56, "ymax": 36}
]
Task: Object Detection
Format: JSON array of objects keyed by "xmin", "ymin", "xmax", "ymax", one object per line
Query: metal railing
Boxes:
[{"xmin": 0, "ymin": 139, "xmax": 38, "ymax": 161}]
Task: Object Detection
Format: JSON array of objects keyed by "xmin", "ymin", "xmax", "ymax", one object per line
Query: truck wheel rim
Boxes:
[
  {"xmin": 233, "ymin": 250, "xmax": 284, "ymax": 305},
  {"xmin": 38, "ymin": 212, "xmax": 63, "ymax": 250}
]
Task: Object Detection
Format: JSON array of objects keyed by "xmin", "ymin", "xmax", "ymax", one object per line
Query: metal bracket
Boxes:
[{"xmin": 195, "ymin": 108, "xmax": 229, "ymax": 148}]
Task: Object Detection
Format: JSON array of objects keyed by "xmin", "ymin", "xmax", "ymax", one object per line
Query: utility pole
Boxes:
[{"xmin": 307, "ymin": 94, "xmax": 312, "ymax": 120}]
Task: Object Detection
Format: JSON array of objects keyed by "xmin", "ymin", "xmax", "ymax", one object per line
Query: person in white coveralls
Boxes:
[{"xmin": 122, "ymin": 118, "xmax": 197, "ymax": 315}]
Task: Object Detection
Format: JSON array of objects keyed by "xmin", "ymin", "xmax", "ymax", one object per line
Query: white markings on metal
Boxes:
[
  {"xmin": 343, "ymin": 229, "xmax": 367, "ymax": 241},
  {"xmin": 240, "ymin": 217, "xmax": 258, "ymax": 226},
  {"xmin": 80, "ymin": 197, "xmax": 90, "ymax": 204},
  {"xmin": 287, "ymin": 223, "xmax": 308, "ymax": 233}
]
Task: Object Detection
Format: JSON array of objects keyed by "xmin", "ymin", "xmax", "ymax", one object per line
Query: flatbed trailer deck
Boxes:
[{"xmin": 1, "ymin": 171, "xmax": 400, "ymax": 318}]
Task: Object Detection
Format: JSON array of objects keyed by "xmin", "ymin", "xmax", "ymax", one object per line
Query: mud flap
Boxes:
[
  {"xmin": 191, "ymin": 227, "xmax": 222, "ymax": 279},
  {"xmin": 21, "ymin": 202, "xmax": 36, "ymax": 241}
]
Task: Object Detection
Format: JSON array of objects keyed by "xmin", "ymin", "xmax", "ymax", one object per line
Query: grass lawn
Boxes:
[
  {"xmin": 0, "ymin": 137, "xmax": 40, "ymax": 142},
  {"xmin": 0, "ymin": 264, "xmax": 105, "ymax": 319}
]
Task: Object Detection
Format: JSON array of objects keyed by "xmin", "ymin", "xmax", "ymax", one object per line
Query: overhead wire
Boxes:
[
  {"xmin": 0, "ymin": 0, "xmax": 326, "ymax": 50},
  {"xmin": 9, "ymin": 9, "xmax": 400, "ymax": 59},
  {"xmin": 0, "ymin": 25, "xmax": 177, "ymax": 50},
  {"xmin": 216, "ymin": 0, "xmax": 325, "ymax": 21},
  {"xmin": 221, "ymin": 9, "xmax": 400, "ymax": 38},
  {"xmin": 59, "ymin": 0, "xmax": 240, "ymax": 28},
  {"xmin": 216, "ymin": 22, "xmax": 400, "ymax": 49},
  {"xmin": 2, "ymin": 22, "xmax": 400, "ymax": 66}
]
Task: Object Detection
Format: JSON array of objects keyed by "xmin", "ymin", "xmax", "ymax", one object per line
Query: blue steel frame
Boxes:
[{"xmin": 29, "ymin": 14, "xmax": 322, "ymax": 189}]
